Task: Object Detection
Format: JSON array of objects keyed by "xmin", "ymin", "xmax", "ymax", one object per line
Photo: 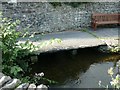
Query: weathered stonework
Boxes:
[
  {"xmin": 1, "ymin": 2, "xmax": 120, "ymax": 34},
  {"xmin": 0, "ymin": 72, "xmax": 48, "ymax": 90}
]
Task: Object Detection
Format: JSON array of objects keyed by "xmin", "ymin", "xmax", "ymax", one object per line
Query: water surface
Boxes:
[{"xmin": 31, "ymin": 47, "xmax": 120, "ymax": 88}]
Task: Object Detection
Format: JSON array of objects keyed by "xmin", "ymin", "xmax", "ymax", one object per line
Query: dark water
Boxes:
[{"xmin": 31, "ymin": 47, "xmax": 120, "ymax": 88}]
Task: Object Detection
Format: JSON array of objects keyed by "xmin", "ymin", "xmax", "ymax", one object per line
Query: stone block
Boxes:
[
  {"xmin": 36, "ymin": 84, "xmax": 48, "ymax": 90},
  {"xmin": 0, "ymin": 76, "xmax": 11, "ymax": 88},
  {"xmin": 1, "ymin": 79, "xmax": 21, "ymax": 89},
  {"xmin": 27, "ymin": 83, "xmax": 36, "ymax": 90},
  {"xmin": 15, "ymin": 83, "xmax": 29, "ymax": 90}
]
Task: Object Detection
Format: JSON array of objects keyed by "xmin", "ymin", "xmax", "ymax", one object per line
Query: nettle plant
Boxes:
[
  {"xmin": 0, "ymin": 13, "xmax": 37, "ymax": 78},
  {"xmin": 0, "ymin": 12, "xmax": 61, "ymax": 83}
]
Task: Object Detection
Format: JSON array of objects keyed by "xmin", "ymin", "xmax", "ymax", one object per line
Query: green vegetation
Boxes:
[
  {"xmin": 81, "ymin": 28, "xmax": 99, "ymax": 39},
  {"xmin": 109, "ymin": 45, "xmax": 120, "ymax": 53},
  {"xmin": 0, "ymin": 12, "xmax": 60, "ymax": 85},
  {"xmin": 0, "ymin": 12, "xmax": 36, "ymax": 79},
  {"xmin": 99, "ymin": 60, "xmax": 120, "ymax": 89}
]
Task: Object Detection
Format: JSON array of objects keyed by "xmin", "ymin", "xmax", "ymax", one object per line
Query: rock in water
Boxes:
[
  {"xmin": 98, "ymin": 46, "xmax": 110, "ymax": 53},
  {"xmin": 0, "ymin": 73, "xmax": 4, "ymax": 78},
  {"xmin": 71, "ymin": 50, "xmax": 77, "ymax": 55},
  {"xmin": 15, "ymin": 83, "xmax": 29, "ymax": 90},
  {"xmin": 1, "ymin": 78, "xmax": 21, "ymax": 89},
  {"xmin": 36, "ymin": 84, "xmax": 48, "ymax": 90},
  {"xmin": 28, "ymin": 83, "xmax": 36, "ymax": 90},
  {"xmin": 0, "ymin": 76, "xmax": 11, "ymax": 88}
]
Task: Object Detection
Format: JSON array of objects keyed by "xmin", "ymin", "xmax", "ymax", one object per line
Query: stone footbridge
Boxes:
[{"xmin": 18, "ymin": 27, "xmax": 119, "ymax": 54}]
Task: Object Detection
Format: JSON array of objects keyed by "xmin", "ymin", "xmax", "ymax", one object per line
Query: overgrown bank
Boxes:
[{"xmin": 0, "ymin": 13, "xmax": 58, "ymax": 88}]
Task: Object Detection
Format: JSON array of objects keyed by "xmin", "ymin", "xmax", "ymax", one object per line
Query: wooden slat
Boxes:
[{"xmin": 91, "ymin": 13, "xmax": 120, "ymax": 30}]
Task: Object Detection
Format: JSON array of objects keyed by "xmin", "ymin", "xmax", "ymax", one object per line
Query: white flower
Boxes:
[
  {"xmin": 108, "ymin": 67, "xmax": 114, "ymax": 76},
  {"xmin": 35, "ymin": 73, "xmax": 38, "ymax": 76},
  {"xmin": 116, "ymin": 74, "xmax": 120, "ymax": 80},
  {"xmin": 38, "ymin": 72, "xmax": 44, "ymax": 77},
  {"xmin": 110, "ymin": 79, "xmax": 119, "ymax": 86},
  {"xmin": 117, "ymin": 60, "xmax": 120, "ymax": 67},
  {"xmin": 98, "ymin": 81, "xmax": 101, "ymax": 86},
  {"xmin": 110, "ymin": 75, "xmax": 120, "ymax": 88},
  {"xmin": 106, "ymin": 85, "xmax": 109, "ymax": 88}
]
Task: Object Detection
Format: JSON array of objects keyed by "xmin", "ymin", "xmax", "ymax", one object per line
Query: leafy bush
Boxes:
[
  {"xmin": 0, "ymin": 12, "xmax": 36, "ymax": 78},
  {"xmin": 0, "ymin": 12, "xmax": 61, "ymax": 85}
]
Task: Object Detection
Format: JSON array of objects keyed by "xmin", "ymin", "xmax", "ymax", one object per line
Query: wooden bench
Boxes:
[{"xmin": 91, "ymin": 13, "xmax": 120, "ymax": 30}]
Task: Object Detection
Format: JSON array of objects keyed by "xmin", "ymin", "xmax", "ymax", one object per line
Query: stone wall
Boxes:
[{"xmin": 1, "ymin": 2, "xmax": 120, "ymax": 34}]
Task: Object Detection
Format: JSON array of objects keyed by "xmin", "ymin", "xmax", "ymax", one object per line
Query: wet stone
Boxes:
[
  {"xmin": 0, "ymin": 76, "xmax": 11, "ymax": 88},
  {"xmin": 0, "ymin": 73, "xmax": 4, "ymax": 79},
  {"xmin": 27, "ymin": 83, "xmax": 36, "ymax": 90},
  {"xmin": 15, "ymin": 83, "xmax": 29, "ymax": 90},
  {"xmin": 36, "ymin": 84, "xmax": 48, "ymax": 90},
  {"xmin": 1, "ymin": 78, "xmax": 21, "ymax": 89}
]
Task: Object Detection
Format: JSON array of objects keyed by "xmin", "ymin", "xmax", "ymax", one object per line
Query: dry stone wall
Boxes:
[{"xmin": 1, "ymin": 2, "xmax": 120, "ymax": 34}]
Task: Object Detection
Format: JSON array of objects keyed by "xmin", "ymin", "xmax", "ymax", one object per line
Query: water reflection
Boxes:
[{"xmin": 31, "ymin": 47, "xmax": 120, "ymax": 88}]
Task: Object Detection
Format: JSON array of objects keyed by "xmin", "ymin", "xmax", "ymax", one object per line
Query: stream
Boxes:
[{"xmin": 31, "ymin": 47, "xmax": 120, "ymax": 88}]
